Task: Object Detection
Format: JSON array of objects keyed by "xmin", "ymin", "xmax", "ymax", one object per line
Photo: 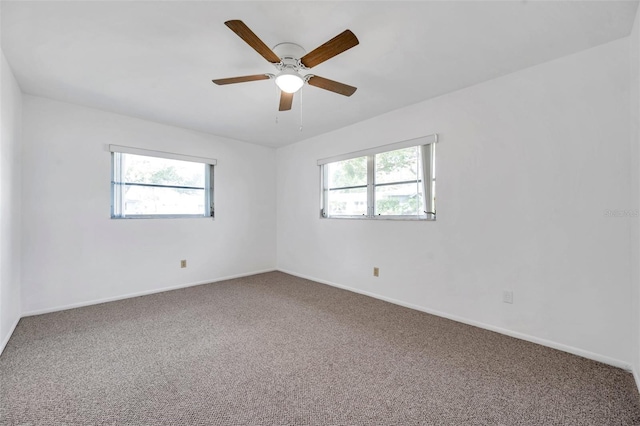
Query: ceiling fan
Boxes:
[{"xmin": 212, "ymin": 20, "xmax": 359, "ymax": 111}]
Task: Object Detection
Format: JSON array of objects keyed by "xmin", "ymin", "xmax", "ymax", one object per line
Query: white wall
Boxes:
[
  {"xmin": 21, "ymin": 96, "xmax": 276, "ymax": 314},
  {"xmin": 631, "ymin": 5, "xmax": 640, "ymax": 380},
  {"xmin": 277, "ymin": 38, "xmax": 633, "ymax": 366},
  {"xmin": 0, "ymin": 51, "xmax": 22, "ymax": 352}
]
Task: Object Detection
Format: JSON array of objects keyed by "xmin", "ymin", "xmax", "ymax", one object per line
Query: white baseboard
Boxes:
[
  {"xmin": 278, "ymin": 268, "xmax": 633, "ymax": 372},
  {"xmin": 22, "ymin": 268, "xmax": 277, "ymax": 317},
  {"xmin": 14, "ymin": 267, "xmax": 636, "ymax": 375},
  {"xmin": 0, "ymin": 316, "xmax": 21, "ymax": 357}
]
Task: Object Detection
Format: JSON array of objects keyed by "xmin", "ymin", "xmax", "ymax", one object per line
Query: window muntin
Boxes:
[
  {"xmin": 111, "ymin": 150, "xmax": 214, "ymax": 219},
  {"xmin": 320, "ymin": 138, "xmax": 436, "ymax": 220}
]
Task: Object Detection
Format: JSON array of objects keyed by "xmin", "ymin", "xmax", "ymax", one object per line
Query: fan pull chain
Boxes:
[
  {"xmin": 275, "ymin": 84, "xmax": 280, "ymax": 124},
  {"xmin": 299, "ymin": 86, "xmax": 303, "ymax": 132}
]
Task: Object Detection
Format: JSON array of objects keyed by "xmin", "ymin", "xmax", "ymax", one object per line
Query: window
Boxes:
[
  {"xmin": 319, "ymin": 135, "xmax": 436, "ymax": 220},
  {"xmin": 110, "ymin": 145, "xmax": 215, "ymax": 219}
]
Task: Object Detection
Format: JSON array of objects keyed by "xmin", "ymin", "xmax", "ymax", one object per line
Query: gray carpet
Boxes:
[{"xmin": 1, "ymin": 272, "xmax": 639, "ymax": 425}]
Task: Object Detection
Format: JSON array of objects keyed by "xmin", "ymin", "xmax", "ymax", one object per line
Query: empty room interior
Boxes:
[{"xmin": 4, "ymin": 0, "xmax": 640, "ymax": 424}]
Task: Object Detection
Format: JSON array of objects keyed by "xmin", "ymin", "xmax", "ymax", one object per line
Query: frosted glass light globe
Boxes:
[{"xmin": 275, "ymin": 70, "xmax": 304, "ymax": 93}]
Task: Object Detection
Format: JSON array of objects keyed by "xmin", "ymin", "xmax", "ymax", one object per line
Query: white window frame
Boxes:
[
  {"xmin": 109, "ymin": 145, "xmax": 216, "ymax": 219},
  {"xmin": 318, "ymin": 134, "xmax": 437, "ymax": 221}
]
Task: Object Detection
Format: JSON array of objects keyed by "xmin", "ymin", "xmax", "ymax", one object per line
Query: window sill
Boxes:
[
  {"xmin": 111, "ymin": 215, "xmax": 214, "ymax": 220},
  {"xmin": 320, "ymin": 215, "xmax": 435, "ymax": 221}
]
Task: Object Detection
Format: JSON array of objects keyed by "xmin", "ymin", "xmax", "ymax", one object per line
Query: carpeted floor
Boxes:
[{"xmin": 1, "ymin": 272, "xmax": 639, "ymax": 425}]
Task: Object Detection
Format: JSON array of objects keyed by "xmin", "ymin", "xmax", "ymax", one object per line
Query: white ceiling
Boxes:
[{"xmin": 2, "ymin": 1, "xmax": 638, "ymax": 147}]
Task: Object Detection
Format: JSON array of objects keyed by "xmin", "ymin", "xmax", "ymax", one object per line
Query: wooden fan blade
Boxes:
[
  {"xmin": 225, "ymin": 20, "xmax": 281, "ymax": 64},
  {"xmin": 307, "ymin": 76, "xmax": 357, "ymax": 97},
  {"xmin": 212, "ymin": 74, "xmax": 271, "ymax": 85},
  {"xmin": 300, "ymin": 30, "xmax": 359, "ymax": 69},
  {"xmin": 279, "ymin": 91, "xmax": 293, "ymax": 111}
]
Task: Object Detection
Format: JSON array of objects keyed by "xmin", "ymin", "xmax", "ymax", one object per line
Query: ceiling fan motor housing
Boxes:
[{"xmin": 272, "ymin": 42, "xmax": 307, "ymax": 71}]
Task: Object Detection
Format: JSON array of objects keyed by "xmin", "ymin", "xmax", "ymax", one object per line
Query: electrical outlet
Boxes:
[
  {"xmin": 503, "ymin": 290, "xmax": 513, "ymax": 304},
  {"xmin": 180, "ymin": 260, "xmax": 187, "ymax": 268},
  {"xmin": 373, "ymin": 267, "xmax": 379, "ymax": 277}
]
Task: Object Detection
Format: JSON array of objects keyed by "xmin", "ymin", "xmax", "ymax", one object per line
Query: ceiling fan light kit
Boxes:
[
  {"xmin": 212, "ymin": 20, "xmax": 359, "ymax": 111},
  {"xmin": 275, "ymin": 70, "xmax": 304, "ymax": 94}
]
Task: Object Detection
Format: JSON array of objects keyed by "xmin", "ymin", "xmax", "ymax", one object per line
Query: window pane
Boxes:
[
  {"xmin": 375, "ymin": 182, "xmax": 423, "ymax": 216},
  {"xmin": 328, "ymin": 156, "xmax": 367, "ymax": 189},
  {"xmin": 123, "ymin": 185, "xmax": 205, "ymax": 216},
  {"xmin": 122, "ymin": 154, "xmax": 205, "ymax": 187},
  {"xmin": 375, "ymin": 147, "xmax": 420, "ymax": 185},
  {"xmin": 328, "ymin": 187, "xmax": 367, "ymax": 216}
]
